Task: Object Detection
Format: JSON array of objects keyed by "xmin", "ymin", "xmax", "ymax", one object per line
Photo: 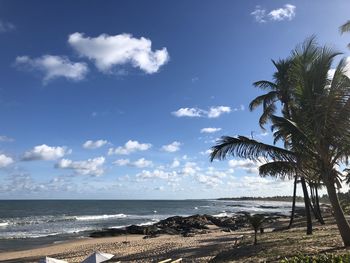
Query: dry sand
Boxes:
[{"xmin": 0, "ymin": 227, "xmax": 247, "ymax": 263}]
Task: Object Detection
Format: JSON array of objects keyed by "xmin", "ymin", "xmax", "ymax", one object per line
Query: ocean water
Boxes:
[{"xmin": 0, "ymin": 199, "xmax": 302, "ymax": 251}]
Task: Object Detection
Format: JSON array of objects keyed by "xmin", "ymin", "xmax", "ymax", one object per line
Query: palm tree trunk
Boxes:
[
  {"xmin": 315, "ymin": 186, "xmax": 325, "ymax": 225},
  {"xmin": 300, "ymin": 177, "xmax": 312, "ymax": 235},
  {"xmin": 254, "ymin": 229, "xmax": 258, "ymax": 245},
  {"xmin": 324, "ymin": 179, "xmax": 350, "ymax": 246},
  {"xmin": 309, "ymin": 185, "xmax": 319, "ymax": 221},
  {"xmin": 288, "ymin": 175, "xmax": 298, "ymax": 229}
]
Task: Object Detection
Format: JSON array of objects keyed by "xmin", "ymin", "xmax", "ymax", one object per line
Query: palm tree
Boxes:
[
  {"xmin": 211, "ymin": 38, "xmax": 350, "ymax": 246},
  {"xmin": 246, "ymin": 214, "xmax": 265, "ymax": 245},
  {"xmin": 340, "ymin": 20, "xmax": 350, "ymax": 48},
  {"xmin": 248, "ymin": 48, "xmax": 315, "ymax": 232}
]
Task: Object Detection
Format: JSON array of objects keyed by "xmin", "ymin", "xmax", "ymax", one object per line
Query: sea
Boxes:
[{"xmin": 0, "ymin": 199, "xmax": 303, "ymax": 251}]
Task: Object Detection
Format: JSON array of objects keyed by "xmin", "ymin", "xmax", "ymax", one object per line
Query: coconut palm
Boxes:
[
  {"xmin": 248, "ymin": 44, "xmax": 316, "ymax": 231},
  {"xmin": 211, "ymin": 38, "xmax": 350, "ymax": 246},
  {"xmin": 246, "ymin": 214, "xmax": 265, "ymax": 245}
]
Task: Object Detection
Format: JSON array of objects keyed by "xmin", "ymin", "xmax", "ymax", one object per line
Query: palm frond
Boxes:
[
  {"xmin": 253, "ymin": 80, "xmax": 277, "ymax": 90},
  {"xmin": 249, "ymin": 91, "xmax": 278, "ymax": 112},
  {"xmin": 340, "ymin": 20, "xmax": 350, "ymax": 34},
  {"xmin": 259, "ymin": 161, "xmax": 297, "ymax": 180},
  {"xmin": 210, "ymin": 136, "xmax": 295, "ymax": 162}
]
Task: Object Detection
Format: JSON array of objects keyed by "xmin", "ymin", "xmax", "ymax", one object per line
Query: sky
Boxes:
[{"xmin": 0, "ymin": 0, "xmax": 349, "ymax": 199}]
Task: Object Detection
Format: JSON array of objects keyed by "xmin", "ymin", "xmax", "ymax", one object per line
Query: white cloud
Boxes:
[
  {"xmin": 83, "ymin": 139, "xmax": 108, "ymax": 149},
  {"xmin": 207, "ymin": 106, "xmax": 231, "ymax": 118},
  {"xmin": 133, "ymin": 158, "xmax": 153, "ymax": 168},
  {"xmin": 0, "ymin": 20, "xmax": 15, "ymax": 33},
  {"xmin": 172, "ymin": 106, "xmax": 232, "ymax": 118},
  {"xmin": 182, "ymin": 162, "xmax": 200, "ymax": 176},
  {"xmin": 114, "ymin": 158, "xmax": 153, "ymax": 168},
  {"xmin": 171, "ymin": 158, "xmax": 180, "ymax": 168},
  {"xmin": 56, "ymin": 156, "xmax": 105, "ymax": 176},
  {"xmin": 251, "ymin": 6, "xmax": 266, "ymax": 23},
  {"xmin": 228, "ymin": 159, "xmax": 261, "ymax": 174},
  {"xmin": 108, "ymin": 140, "xmax": 152, "ymax": 155},
  {"xmin": 137, "ymin": 169, "xmax": 177, "ymax": 180},
  {"xmin": 251, "ymin": 4, "xmax": 296, "ymax": 23},
  {"xmin": 200, "ymin": 149, "xmax": 213, "ymax": 156},
  {"xmin": 0, "ymin": 154, "xmax": 14, "ymax": 167},
  {"xmin": 172, "ymin": 108, "xmax": 204, "ymax": 117},
  {"xmin": 200, "ymin": 127, "xmax": 222, "ymax": 133},
  {"xmin": 196, "ymin": 174, "xmax": 222, "ymax": 188},
  {"xmin": 328, "ymin": 57, "xmax": 350, "ymax": 80},
  {"xmin": 162, "ymin": 141, "xmax": 181, "ymax": 152},
  {"xmin": 113, "ymin": 158, "xmax": 130, "ymax": 166},
  {"xmin": 68, "ymin": 32, "xmax": 169, "ymax": 74},
  {"xmin": 269, "ymin": 4, "xmax": 296, "ymax": 21},
  {"xmin": 15, "ymin": 55, "xmax": 88, "ymax": 83},
  {"xmin": 0, "ymin": 135, "xmax": 14, "ymax": 142},
  {"xmin": 22, "ymin": 144, "xmax": 70, "ymax": 161}
]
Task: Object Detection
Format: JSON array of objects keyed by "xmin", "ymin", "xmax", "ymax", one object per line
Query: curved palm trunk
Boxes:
[
  {"xmin": 324, "ymin": 179, "xmax": 350, "ymax": 246},
  {"xmin": 288, "ymin": 175, "xmax": 298, "ymax": 229},
  {"xmin": 300, "ymin": 177, "xmax": 312, "ymax": 235}
]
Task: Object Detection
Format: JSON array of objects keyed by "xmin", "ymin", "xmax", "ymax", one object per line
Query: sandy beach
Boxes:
[{"xmin": 0, "ymin": 227, "xmax": 247, "ymax": 263}]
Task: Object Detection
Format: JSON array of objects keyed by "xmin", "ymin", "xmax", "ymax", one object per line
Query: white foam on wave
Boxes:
[
  {"xmin": 0, "ymin": 222, "xmax": 9, "ymax": 227},
  {"xmin": 75, "ymin": 214, "xmax": 127, "ymax": 221},
  {"xmin": 213, "ymin": 212, "xmax": 233, "ymax": 218}
]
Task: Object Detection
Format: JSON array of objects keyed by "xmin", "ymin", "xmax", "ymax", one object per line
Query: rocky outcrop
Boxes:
[{"xmin": 89, "ymin": 213, "xmax": 271, "ymax": 238}]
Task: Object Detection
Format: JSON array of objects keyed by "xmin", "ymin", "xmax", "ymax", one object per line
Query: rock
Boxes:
[{"xmin": 89, "ymin": 213, "xmax": 250, "ymax": 238}]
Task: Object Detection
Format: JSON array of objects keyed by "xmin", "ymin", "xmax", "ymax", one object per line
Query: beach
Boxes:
[
  {"xmin": 1, "ymin": 214, "xmax": 349, "ymax": 263},
  {"xmin": 0, "ymin": 227, "xmax": 247, "ymax": 262}
]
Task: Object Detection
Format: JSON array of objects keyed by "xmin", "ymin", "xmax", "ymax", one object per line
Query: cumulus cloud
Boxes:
[
  {"xmin": 56, "ymin": 156, "xmax": 105, "ymax": 176},
  {"xmin": 22, "ymin": 144, "xmax": 70, "ymax": 161},
  {"xmin": 137, "ymin": 169, "xmax": 177, "ymax": 180},
  {"xmin": 170, "ymin": 158, "xmax": 180, "ymax": 168},
  {"xmin": 269, "ymin": 4, "xmax": 296, "ymax": 21},
  {"xmin": 0, "ymin": 154, "xmax": 14, "ymax": 167},
  {"xmin": 83, "ymin": 139, "xmax": 108, "ymax": 149},
  {"xmin": 162, "ymin": 141, "xmax": 181, "ymax": 152},
  {"xmin": 68, "ymin": 32, "xmax": 169, "ymax": 74},
  {"xmin": 200, "ymin": 149, "xmax": 213, "ymax": 156},
  {"xmin": 196, "ymin": 174, "xmax": 222, "ymax": 188},
  {"xmin": 251, "ymin": 4, "xmax": 296, "ymax": 23},
  {"xmin": 200, "ymin": 127, "xmax": 222, "ymax": 133},
  {"xmin": 15, "ymin": 55, "xmax": 88, "ymax": 84},
  {"xmin": 113, "ymin": 158, "xmax": 153, "ymax": 168},
  {"xmin": 172, "ymin": 106, "xmax": 232, "ymax": 118},
  {"xmin": 172, "ymin": 108, "xmax": 204, "ymax": 117},
  {"xmin": 182, "ymin": 162, "xmax": 200, "ymax": 176},
  {"xmin": 251, "ymin": 6, "xmax": 266, "ymax": 23},
  {"xmin": 228, "ymin": 159, "xmax": 261, "ymax": 174},
  {"xmin": 207, "ymin": 106, "xmax": 231, "ymax": 118},
  {"xmin": 108, "ymin": 140, "xmax": 152, "ymax": 155}
]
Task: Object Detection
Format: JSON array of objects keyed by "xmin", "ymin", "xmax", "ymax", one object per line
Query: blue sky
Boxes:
[{"xmin": 0, "ymin": 0, "xmax": 349, "ymax": 199}]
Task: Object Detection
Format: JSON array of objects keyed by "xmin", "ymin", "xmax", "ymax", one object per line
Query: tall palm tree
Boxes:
[
  {"xmin": 248, "ymin": 46, "xmax": 315, "ymax": 231},
  {"xmin": 211, "ymin": 38, "xmax": 350, "ymax": 246}
]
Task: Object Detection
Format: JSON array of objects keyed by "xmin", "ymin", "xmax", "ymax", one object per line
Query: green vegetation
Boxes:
[
  {"xmin": 218, "ymin": 196, "xmax": 304, "ymax": 202},
  {"xmin": 281, "ymin": 253, "xmax": 350, "ymax": 263},
  {"xmin": 210, "ymin": 36, "xmax": 350, "ymax": 246},
  {"xmin": 246, "ymin": 214, "xmax": 265, "ymax": 245}
]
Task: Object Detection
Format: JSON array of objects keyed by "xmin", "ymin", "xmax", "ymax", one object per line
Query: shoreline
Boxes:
[
  {"xmin": 0, "ymin": 211, "xmax": 291, "ymax": 262},
  {"xmin": 0, "ymin": 228, "xmax": 249, "ymax": 263}
]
